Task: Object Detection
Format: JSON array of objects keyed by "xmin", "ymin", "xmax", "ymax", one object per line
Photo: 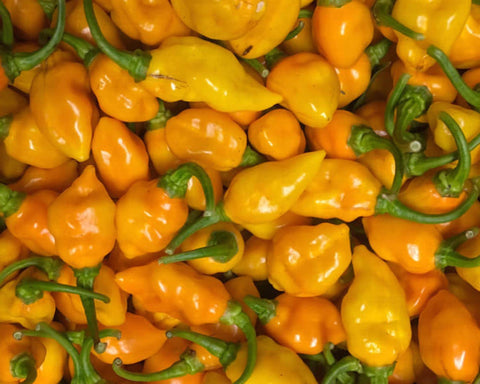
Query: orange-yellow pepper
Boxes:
[
  {"xmin": 0, "ymin": 229, "xmax": 27, "ymax": 272},
  {"xmin": 185, "ymin": 166, "xmax": 223, "ymax": 212},
  {"xmin": 267, "ymin": 222, "xmax": 352, "ymax": 297},
  {"xmin": 435, "ymin": 200, "xmax": 480, "ymax": 238},
  {"xmin": 418, "ymin": 289, "xmax": 480, "ymax": 382},
  {"xmin": 47, "ymin": 165, "xmax": 116, "ymax": 268},
  {"xmin": 2, "ymin": 0, "xmax": 48, "ymax": 41},
  {"xmin": 0, "ymin": 142, "xmax": 27, "ymax": 182},
  {"xmin": 92, "ymin": 117, "xmax": 150, "ymax": 198},
  {"xmin": 281, "ymin": 14, "xmax": 316, "ymax": 55},
  {"xmin": 291, "ymin": 158, "xmax": 382, "ymax": 222},
  {"xmin": 446, "ymin": 272, "xmax": 480, "ymax": 325},
  {"xmin": 449, "ymin": 4, "xmax": 480, "ymax": 69},
  {"xmin": 231, "ymin": 236, "xmax": 269, "ymax": 281},
  {"xmin": 389, "ymin": 341, "xmax": 432, "ymax": 384},
  {"xmin": 266, "ymin": 52, "xmax": 340, "ymax": 128},
  {"xmin": 0, "ymin": 86, "xmax": 28, "ymax": 116}
]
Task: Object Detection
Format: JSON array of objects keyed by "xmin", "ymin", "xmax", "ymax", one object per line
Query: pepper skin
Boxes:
[
  {"xmin": 165, "ymin": 108, "xmax": 247, "ymax": 172},
  {"xmin": 29, "ymin": 58, "xmax": 99, "ymax": 162},
  {"xmin": 0, "ymin": 149, "xmax": 24, "ymax": 184},
  {"xmin": 389, "ymin": 341, "xmax": 431, "ymax": 384},
  {"xmin": 47, "ymin": 165, "xmax": 116, "ymax": 268},
  {"xmin": 392, "ymin": 0, "xmax": 470, "ymax": 72},
  {"xmin": 0, "ymin": 86, "xmax": 27, "ymax": 116},
  {"xmin": 281, "ymin": 15, "xmax": 316, "ymax": 55},
  {"xmin": 0, "ymin": 229, "xmax": 27, "ymax": 272},
  {"xmin": 312, "ymin": 0, "xmax": 374, "ymax": 69},
  {"xmin": 341, "ymin": 245, "xmax": 411, "ymax": 368},
  {"xmin": 185, "ymin": 167, "xmax": 223, "ymax": 212},
  {"xmin": 455, "ymin": 233, "xmax": 480, "ymax": 292},
  {"xmin": 291, "ymin": 158, "xmax": 382, "ymax": 222},
  {"xmin": 247, "ymin": 108, "xmax": 306, "ymax": 160},
  {"xmin": 226, "ymin": 335, "xmax": 317, "ymax": 384},
  {"xmin": 418, "ymin": 289, "xmax": 480, "ymax": 382},
  {"xmin": 1, "ymin": 106, "xmax": 69, "ymax": 169},
  {"xmin": 110, "ymin": 0, "xmax": 190, "ymax": 46},
  {"xmin": 92, "ymin": 117, "xmax": 150, "ymax": 198},
  {"xmin": 449, "ymin": 4, "xmax": 480, "ymax": 69},
  {"xmin": 2, "ymin": 0, "xmax": 48, "ymax": 41},
  {"xmin": 266, "ymin": 52, "xmax": 340, "ymax": 128},
  {"xmin": 227, "ymin": 0, "xmax": 300, "ymax": 59},
  {"xmin": 447, "ymin": 272, "xmax": 480, "ymax": 325},
  {"xmin": 267, "ymin": 222, "xmax": 352, "ymax": 297},
  {"xmin": 231, "ymin": 236, "xmax": 269, "ymax": 281}
]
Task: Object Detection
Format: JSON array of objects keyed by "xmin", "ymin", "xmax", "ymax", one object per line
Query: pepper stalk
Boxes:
[{"xmin": 372, "ymin": 0, "xmax": 425, "ymax": 40}]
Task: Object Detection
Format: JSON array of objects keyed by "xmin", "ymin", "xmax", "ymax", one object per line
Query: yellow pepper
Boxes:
[
  {"xmin": 341, "ymin": 245, "xmax": 411, "ymax": 369},
  {"xmin": 0, "ymin": 86, "xmax": 28, "ymax": 117},
  {"xmin": 392, "ymin": 0, "xmax": 470, "ymax": 72}
]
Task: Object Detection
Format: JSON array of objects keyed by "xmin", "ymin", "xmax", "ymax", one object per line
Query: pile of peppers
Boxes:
[{"xmin": 4, "ymin": 0, "xmax": 480, "ymax": 383}]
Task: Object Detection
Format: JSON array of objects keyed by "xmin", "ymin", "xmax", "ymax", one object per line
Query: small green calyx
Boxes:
[
  {"xmin": 243, "ymin": 295, "xmax": 277, "ymax": 325},
  {"xmin": 15, "ymin": 279, "xmax": 44, "ymax": 305},
  {"xmin": 147, "ymin": 100, "xmax": 173, "ymax": 130},
  {"xmin": 10, "ymin": 352, "xmax": 37, "ymax": 384}
]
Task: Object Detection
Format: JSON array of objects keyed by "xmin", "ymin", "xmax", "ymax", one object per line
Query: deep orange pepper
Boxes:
[
  {"xmin": 29, "ymin": 58, "xmax": 99, "ymax": 162},
  {"xmin": 418, "ymin": 289, "xmax": 480, "ymax": 382},
  {"xmin": 448, "ymin": 4, "xmax": 480, "ymax": 69},
  {"xmin": 267, "ymin": 223, "xmax": 352, "ymax": 297},
  {"xmin": 311, "ymin": 0, "xmax": 374, "ymax": 69},
  {"xmin": 165, "ymin": 108, "xmax": 247, "ymax": 172},
  {"xmin": 291, "ymin": 158, "xmax": 382, "ymax": 222},
  {"xmin": 1, "ymin": 106, "xmax": 69, "ymax": 169},
  {"xmin": 231, "ymin": 236, "xmax": 269, "ymax": 281},
  {"xmin": 92, "ymin": 117, "xmax": 150, "ymax": 198},
  {"xmin": 93, "ymin": 312, "xmax": 167, "ymax": 365},
  {"xmin": 247, "ymin": 109, "xmax": 306, "ymax": 160},
  {"xmin": 53, "ymin": 263, "xmax": 127, "ymax": 327},
  {"xmin": 305, "ymin": 109, "xmax": 369, "ymax": 160},
  {"xmin": 2, "ymin": 0, "xmax": 48, "ymax": 41},
  {"xmin": 47, "ymin": 165, "xmax": 116, "ymax": 268},
  {"xmin": 387, "ymin": 262, "xmax": 448, "ymax": 318},
  {"xmin": 244, "ymin": 293, "xmax": 346, "ymax": 355},
  {"xmin": 8, "ymin": 160, "xmax": 79, "ymax": 194}
]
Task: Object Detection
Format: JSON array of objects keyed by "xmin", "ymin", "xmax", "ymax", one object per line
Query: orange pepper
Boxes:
[
  {"xmin": 0, "ymin": 86, "xmax": 28, "ymax": 116},
  {"xmin": 435, "ymin": 200, "xmax": 480, "ymax": 238},
  {"xmin": 267, "ymin": 223, "xmax": 352, "ymax": 297},
  {"xmin": 231, "ymin": 236, "xmax": 269, "ymax": 281},
  {"xmin": 456, "ymin": 66, "xmax": 480, "ymax": 108},
  {"xmin": 281, "ymin": 14, "xmax": 316, "ymax": 55},
  {"xmin": 0, "ymin": 229, "xmax": 27, "ymax": 272},
  {"xmin": 389, "ymin": 341, "xmax": 431, "ymax": 384},
  {"xmin": 418, "ymin": 289, "xmax": 480, "ymax": 382},
  {"xmin": 165, "ymin": 108, "xmax": 247, "ymax": 172},
  {"xmin": 244, "ymin": 293, "xmax": 346, "ymax": 355},
  {"xmin": 47, "ymin": 165, "xmax": 116, "ymax": 268},
  {"xmin": 455, "ymin": 234, "xmax": 480, "ymax": 292},
  {"xmin": 387, "ymin": 262, "xmax": 448, "ymax": 318},
  {"xmin": 2, "ymin": 0, "xmax": 48, "ymax": 41},
  {"xmin": 185, "ymin": 166, "xmax": 223, "ymax": 212},
  {"xmin": 92, "ymin": 117, "xmax": 150, "ymax": 198},
  {"xmin": 266, "ymin": 52, "xmax": 340, "ymax": 128},
  {"xmin": 29, "ymin": 57, "xmax": 99, "ymax": 162},
  {"xmin": 1, "ymin": 106, "xmax": 69, "ymax": 169},
  {"xmin": 93, "ymin": 312, "xmax": 167, "ymax": 365},
  {"xmin": 8, "ymin": 160, "xmax": 79, "ymax": 194},
  {"xmin": 446, "ymin": 272, "xmax": 480, "ymax": 326},
  {"xmin": 224, "ymin": 276, "xmax": 259, "ymax": 327},
  {"xmin": 0, "ymin": 142, "xmax": 27, "ymax": 182},
  {"xmin": 291, "ymin": 158, "xmax": 382, "ymax": 222},
  {"xmin": 334, "ymin": 53, "xmax": 372, "ymax": 108},
  {"xmin": 305, "ymin": 109, "xmax": 369, "ymax": 160},
  {"xmin": 247, "ymin": 109, "xmax": 306, "ymax": 160},
  {"xmin": 311, "ymin": 0, "xmax": 374, "ymax": 69}
]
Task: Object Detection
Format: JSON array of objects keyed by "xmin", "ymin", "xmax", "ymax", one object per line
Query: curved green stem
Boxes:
[
  {"xmin": 240, "ymin": 145, "xmax": 266, "ymax": 167},
  {"xmin": 385, "ymin": 73, "xmax": 411, "ymax": 136},
  {"xmin": 241, "ymin": 58, "xmax": 269, "ymax": 79},
  {"xmin": 0, "ymin": 183, "xmax": 26, "ymax": 218},
  {"xmin": 73, "ymin": 265, "xmax": 105, "ymax": 354},
  {"xmin": 15, "ymin": 278, "xmax": 110, "ymax": 305},
  {"xmin": 0, "ymin": 0, "xmax": 65, "ymax": 82},
  {"xmin": 362, "ymin": 364, "xmax": 395, "ymax": 384},
  {"xmin": 264, "ymin": 47, "xmax": 287, "ymax": 70},
  {"xmin": 0, "ymin": 256, "xmax": 63, "ymax": 286},
  {"xmin": 243, "ymin": 295, "xmax": 277, "ymax": 325},
  {"xmin": 83, "ymin": 0, "xmax": 150, "ymax": 81},
  {"xmin": 165, "ymin": 203, "xmax": 230, "ymax": 255},
  {"xmin": 372, "ymin": 0, "xmax": 424, "ymax": 40},
  {"xmin": 77, "ymin": 337, "xmax": 107, "ymax": 384},
  {"xmin": 348, "ymin": 125, "xmax": 404, "ymax": 193},
  {"xmin": 317, "ymin": 0, "xmax": 351, "ymax": 6},
  {"xmin": 147, "ymin": 100, "xmax": 172, "ymax": 130},
  {"xmin": 0, "ymin": 1, "xmax": 13, "ymax": 47},
  {"xmin": 322, "ymin": 356, "xmax": 363, "ymax": 384},
  {"xmin": 112, "ymin": 351, "xmax": 204, "ymax": 382},
  {"xmin": 427, "ymin": 45, "xmax": 480, "ymax": 111},
  {"xmin": 220, "ymin": 300, "xmax": 257, "ymax": 384},
  {"xmin": 284, "ymin": 20, "xmax": 304, "ymax": 41},
  {"xmin": 375, "ymin": 182, "xmax": 479, "ymax": 224},
  {"xmin": 433, "ymin": 112, "xmax": 471, "ymax": 197},
  {"xmin": 10, "ymin": 353, "xmax": 37, "ymax": 384},
  {"xmin": 158, "ymin": 162, "xmax": 215, "ymax": 216},
  {"xmin": 159, "ymin": 230, "xmax": 238, "ymax": 264},
  {"xmin": 365, "ymin": 39, "xmax": 392, "ymax": 68},
  {"xmin": 435, "ymin": 228, "xmax": 480, "ymax": 269}
]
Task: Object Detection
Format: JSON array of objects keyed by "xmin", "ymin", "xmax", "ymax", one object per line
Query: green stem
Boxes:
[
  {"xmin": 427, "ymin": 45, "xmax": 480, "ymax": 111},
  {"xmin": 166, "ymin": 329, "xmax": 240, "ymax": 368},
  {"xmin": 243, "ymin": 295, "xmax": 277, "ymax": 325},
  {"xmin": 0, "ymin": 0, "xmax": 65, "ymax": 82},
  {"xmin": 240, "ymin": 145, "xmax": 266, "ymax": 167},
  {"xmin": 83, "ymin": 0, "xmax": 150, "ymax": 81},
  {"xmin": 74, "ymin": 265, "xmax": 104, "ymax": 354},
  {"xmin": 372, "ymin": 0, "xmax": 425, "ymax": 40},
  {"xmin": 348, "ymin": 125, "xmax": 404, "ymax": 193},
  {"xmin": 385, "ymin": 73, "xmax": 411, "ymax": 136},
  {"xmin": 159, "ymin": 230, "xmax": 238, "ymax": 264},
  {"xmin": 38, "ymin": 0, "xmax": 57, "ymax": 19},
  {"xmin": 112, "ymin": 351, "xmax": 204, "ymax": 382},
  {"xmin": 0, "ymin": 256, "xmax": 63, "ymax": 286},
  {"xmin": 241, "ymin": 58, "xmax": 269, "ymax": 79},
  {"xmin": 0, "ymin": 183, "xmax": 26, "ymax": 218},
  {"xmin": 435, "ymin": 228, "xmax": 480, "ymax": 269},
  {"xmin": 365, "ymin": 39, "xmax": 392, "ymax": 68},
  {"xmin": 361, "ymin": 364, "xmax": 395, "ymax": 384},
  {"xmin": 10, "ymin": 353, "xmax": 37, "ymax": 384},
  {"xmin": 264, "ymin": 47, "xmax": 287, "ymax": 70},
  {"xmin": 432, "ymin": 112, "xmax": 471, "ymax": 197},
  {"xmin": 77, "ymin": 337, "xmax": 107, "ymax": 384},
  {"xmin": 298, "ymin": 9, "xmax": 313, "ymax": 18},
  {"xmin": 164, "ymin": 203, "xmax": 230, "ymax": 255},
  {"xmin": 0, "ymin": 1, "xmax": 13, "ymax": 47},
  {"xmin": 15, "ymin": 278, "xmax": 110, "ymax": 305},
  {"xmin": 158, "ymin": 162, "xmax": 215, "ymax": 216},
  {"xmin": 321, "ymin": 356, "xmax": 363, "ymax": 384},
  {"xmin": 0, "ymin": 115, "xmax": 12, "ymax": 140},
  {"xmin": 284, "ymin": 20, "xmax": 304, "ymax": 41},
  {"xmin": 437, "ymin": 379, "xmax": 465, "ymax": 384},
  {"xmin": 317, "ymin": 0, "xmax": 352, "ymax": 6},
  {"xmin": 147, "ymin": 100, "xmax": 172, "ymax": 130},
  {"xmin": 375, "ymin": 182, "xmax": 479, "ymax": 224}
]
